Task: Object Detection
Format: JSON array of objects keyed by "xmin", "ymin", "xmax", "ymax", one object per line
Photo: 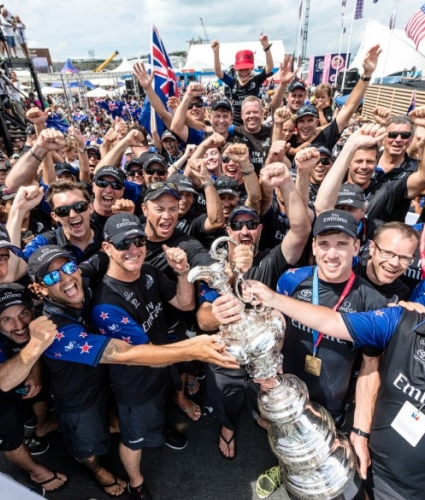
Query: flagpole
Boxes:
[
  {"xmin": 380, "ymin": 0, "xmax": 400, "ymax": 84},
  {"xmin": 150, "ymin": 23, "xmax": 156, "ymax": 137},
  {"xmin": 341, "ymin": 1, "xmax": 356, "ymax": 91},
  {"xmin": 335, "ymin": 25, "xmax": 345, "ymax": 82}
]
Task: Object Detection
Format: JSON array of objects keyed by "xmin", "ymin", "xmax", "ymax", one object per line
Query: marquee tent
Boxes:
[
  {"xmin": 60, "ymin": 59, "xmax": 79, "ymax": 74},
  {"xmin": 183, "ymin": 40, "xmax": 285, "ymax": 72},
  {"xmin": 349, "ymin": 21, "xmax": 425, "ymax": 80}
]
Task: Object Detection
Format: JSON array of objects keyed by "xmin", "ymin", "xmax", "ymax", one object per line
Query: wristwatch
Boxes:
[
  {"xmin": 360, "ymin": 75, "xmax": 372, "ymax": 82},
  {"xmin": 78, "ymin": 147, "xmax": 87, "ymax": 153},
  {"xmin": 351, "ymin": 427, "xmax": 370, "ymax": 439}
]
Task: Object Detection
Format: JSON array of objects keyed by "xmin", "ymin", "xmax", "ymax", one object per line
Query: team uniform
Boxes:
[
  {"xmin": 343, "ymin": 307, "xmax": 425, "ymax": 500},
  {"xmin": 91, "ymin": 264, "xmax": 177, "ymax": 449},
  {"xmin": 277, "ymin": 266, "xmax": 386, "ymax": 422}
]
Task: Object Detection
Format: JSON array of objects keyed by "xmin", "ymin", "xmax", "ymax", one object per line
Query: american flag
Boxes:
[
  {"xmin": 406, "ymin": 5, "xmax": 425, "ymax": 49},
  {"xmin": 354, "ymin": 0, "xmax": 364, "ymax": 20},
  {"xmin": 139, "ymin": 25, "xmax": 179, "ymax": 136}
]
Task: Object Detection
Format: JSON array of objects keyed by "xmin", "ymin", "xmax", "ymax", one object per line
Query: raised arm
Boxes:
[
  {"xmin": 133, "ymin": 62, "xmax": 174, "ymax": 129},
  {"xmin": 261, "ymin": 162, "xmax": 311, "ymax": 265},
  {"xmin": 336, "ymin": 45, "xmax": 381, "ymax": 133},
  {"xmin": 5, "ymin": 129, "xmax": 65, "ymax": 191},
  {"xmin": 95, "ymin": 130, "xmax": 146, "ymax": 172},
  {"xmin": 69, "ymin": 125, "xmax": 90, "ymax": 183},
  {"xmin": 407, "ymin": 107, "xmax": 425, "ymax": 198},
  {"xmin": 259, "ymin": 34, "xmax": 274, "ymax": 75},
  {"xmin": 211, "ymin": 40, "xmax": 224, "ymax": 80},
  {"xmin": 170, "ymin": 82, "xmax": 205, "ymax": 143},
  {"xmin": 271, "ymin": 56, "xmax": 298, "ymax": 114}
]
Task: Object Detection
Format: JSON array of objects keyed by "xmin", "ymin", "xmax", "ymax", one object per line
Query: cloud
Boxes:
[{"xmin": 5, "ymin": 0, "xmax": 422, "ymax": 61}]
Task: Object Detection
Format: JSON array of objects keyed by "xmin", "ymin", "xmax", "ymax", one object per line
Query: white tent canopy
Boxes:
[
  {"xmin": 110, "ymin": 57, "xmax": 134, "ymax": 73},
  {"xmin": 349, "ymin": 21, "xmax": 425, "ymax": 79},
  {"xmin": 183, "ymin": 40, "xmax": 285, "ymax": 72},
  {"xmin": 86, "ymin": 87, "xmax": 109, "ymax": 98},
  {"xmin": 41, "ymin": 86, "xmax": 64, "ymax": 95}
]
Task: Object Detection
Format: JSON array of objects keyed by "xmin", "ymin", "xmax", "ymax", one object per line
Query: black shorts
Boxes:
[
  {"xmin": 0, "ymin": 395, "xmax": 24, "ymax": 451},
  {"xmin": 56, "ymin": 392, "xmax": 110, "ymax": 460},
  {"xmin": 117, "ymin": 385, "xmax": 166, "ymax": 451}
]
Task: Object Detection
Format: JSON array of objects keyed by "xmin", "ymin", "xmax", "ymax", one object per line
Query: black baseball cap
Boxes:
[
  {"xmin": 228, "ymin": 206, "xmax": 260, "ymax": 223},
  {"xmin": 296, "ymin": 105, "xmax": 319, "ymax": 120},
  {"xmin": 161, "ymin": 130, "xmax": 178, "ymax": 141},
  {"xmin": 336, "ymin": 183, "xmax": 366, "ymax": 209},
  {"xmin": 211, "ymin": 99, "xmax": 233, "ymax": 112},
  {"xmin": 93, "ymin": 165, "xmax": 125, "ymax": 184},
  {"xmin": 168, "ymin": 174, "xmax": 197, "ymax": 195},
  {"xmin": 0, "ymin": 225, "xmax": 23, "ymax": 257},
  {"xmin": 288, "ymin": 80, "xmax": 306, "ymax": 92},
  {"xmin": 138, "ymin": 152, "xmax": 168, "ymax": 170},
  {"xmin": 143, "ymin": 181, "xmax": 182, "ymax": 202},
  {"xmin": 214, "ymin": 176, "xmax": 240, "ymax": 197},
  {"xmin": 316, "ymin": 145, "xmax": 332, "ymax": 158},
  {"xmin": 54, "ymin": 162, "xmax": 73, "ymax": 177},
  {"xmin": 313, "ymin": 210, "xmax": 358, "ymax": 239},
  {"xmin": 0, "ymin": 283, "xmax": 33, "ymax": 315},
  {"xmin": 87, "ymin": 146, "xmax": 101, "ymax": 158},
  {"xmin": 28, "ymin": 245, "xmax": 75, "ymax": 282},
  {"xmin": 124, "ymin": 157, "xmax": 144, "ymax": 172},
  {"xmin": 104, "ymin": 214, "xmax": 146, "ymax": 244}
]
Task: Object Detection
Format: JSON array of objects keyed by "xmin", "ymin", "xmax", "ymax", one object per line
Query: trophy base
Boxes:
[{"xmin": 285, "ymin": 471, "xmax": 363, "ymax": 500}]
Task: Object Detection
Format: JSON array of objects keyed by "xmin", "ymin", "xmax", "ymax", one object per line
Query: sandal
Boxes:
[
  {"xmin": 95, "ymin": 475, "xmax": 126, "ymax": 497},
  {"xmin": 219, "ymin": 431, "xmax": 236, "ymax": 460},
  {"xmin": 30, "ymin": 471, "xmax": 67, "ymax": 495},
  {"xmin": 186, "ymin": 376, "xmax": 200, "ymax": 396},
  {"xmin": 256, "ymin": 465, "xmax": 283, "ymax": 498}
]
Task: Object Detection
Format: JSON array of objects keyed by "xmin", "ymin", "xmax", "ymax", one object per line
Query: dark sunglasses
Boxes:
[
  {"xmin": 94, "ymin": 178, "xmax": 123, "ymax": 190},
  {"xmin": 127, "ymin": 168, "xmax": 144, "ymax": 177},
  {"xmin": 188, "ymin": 102, "xmax": 203, "ymax": 110},
  {"xmin": 149, "ymin": 181, "xmax": 178, "ymax": 191},
  {"xmin": 221, "ymin": 156, "xmax": 230, "ymax": 163},
  {"xmin": 42, "ymin": 260, "xmax": 78, "ymax": 286},
  {"xmin": 145, "ymin": 167, "xmax": 167, "ymax": 176},
  {"xmin": 88, "ymin": 153, "xmax": 101, "ymax": 159},
  {"xmin": 229, "ymin": 220, "xmax": 259, "ymax": 231},
  {"xmin": 53, "ymin": 201, "xmax": 89, "ymax": 217},
  {"xmin": 387, "ymin": 131, "xmax": 412, "ymax": 139},
  {"xmin": 318, "ymin": 158, "xmax": 332, "ymax": 166},
  {"xmin": 111, "ymin": 236, "xmax": 147, "ymax": 251}
]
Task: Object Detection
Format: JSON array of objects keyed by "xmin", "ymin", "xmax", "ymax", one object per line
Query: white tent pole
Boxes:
[
  {"xmin": 380, "ymin": 0, "xmax": 400, "ymax": 83},
  {"xmin": 341, "ymin": 1, "xmax": 356, "ymax": 91}
]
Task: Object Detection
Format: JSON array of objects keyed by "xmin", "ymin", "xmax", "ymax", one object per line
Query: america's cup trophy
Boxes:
[{"xmin": 188, "ymin": 237, "xmax": 361, "ymax": 500}]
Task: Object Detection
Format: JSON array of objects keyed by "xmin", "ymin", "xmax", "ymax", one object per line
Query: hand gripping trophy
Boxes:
[{"xmin": 188, "ymin": 237, "xmax": 361, "ymax": 500}]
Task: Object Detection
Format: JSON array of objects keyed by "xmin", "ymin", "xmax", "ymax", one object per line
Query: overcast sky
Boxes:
[{"xmin": 7, "ymin": 0, "xmax": 423, "ymax": 61}]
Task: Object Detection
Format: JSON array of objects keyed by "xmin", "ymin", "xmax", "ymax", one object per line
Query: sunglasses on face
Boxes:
[
  {"xmin": 111, "ymin": 236, "xmax": 147, "ymax": 251},
  {"xmin": 42, "ymin": 260, "xmax": 78, "ymax": 286},
  {"xmin": 88, "ymin": 153, "xmax": 101, "ymax": 159},
  {"xmin": 127, "ymin": 168, "xmax": 143, "ymax": 177},
  {"xmin": 387, "ymin": 131, "xmax": 412, "ymax": 139},
  {"xmin": 229, "ymin": 219, "xmax": 259, "ymax": 231},
  {"xmin": 145, "ymin": 167, "xmax": 167, "ymax": 176},
  {"xmin": 53, "ymin": 201, "xmax": 89, "ymax": 217},
  {"xmin": 318, "ymin": 158, "xmax": 332, "ymax": 166},
  {"xmin": 221, "ymin": 156, "xmax": 230, "ymax": 163},
  {"xmin": 94, "ymin": 178, "xmax": 123, "ymax": 190},
  {"xmin": 188, "ymin": 102, "xmax": 203, "ymax": 110},
  {"xmin": 149, "ymin": 181, "xmax": 178, "ymax": 191}
]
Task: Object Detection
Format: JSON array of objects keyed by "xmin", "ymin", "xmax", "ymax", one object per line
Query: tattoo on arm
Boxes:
[{"xmin": 101, "ymin": 339, "xmax": 122, "ymax": 362}]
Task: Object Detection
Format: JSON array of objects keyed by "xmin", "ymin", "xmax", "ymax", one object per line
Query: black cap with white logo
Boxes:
[{"xmin": 313, "ymin": 209, "xmax": 358, "ymax": 239}]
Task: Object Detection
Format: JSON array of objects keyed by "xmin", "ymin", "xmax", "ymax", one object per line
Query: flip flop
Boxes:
[
  {"xmin": 186, "ymin": 376, "xmax": 200, "ymax": 396},
  {"xmin": 30, "ymin": 471, "xmax": 67, "ymax": 495},
  {"xmin": 95, "ymin": 475, "xmax": 126, "ymax": 497},
  {"xmin": 219, "ymin": 432, "xmax": 236, "ymax": 460}
]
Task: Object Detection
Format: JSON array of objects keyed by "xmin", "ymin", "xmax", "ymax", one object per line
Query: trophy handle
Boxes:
[{"xmin": 210, "ymin": 236, "xmax": 238, "ymax": 261}]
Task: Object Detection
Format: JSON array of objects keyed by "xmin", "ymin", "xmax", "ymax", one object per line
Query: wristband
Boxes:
[
  {"xmin": 78, "ymin": 147, "xmax": 87, "ymax": 153},
  {"xmin": 29, "ymin": 148, "xmax": 45, "ymax": 162},
  {"xmin": 264, "ymin": 44, "xmax": 273, "ymax": 52},
  {"xmin": 201, "ymin": 180, "xmax": 215, "ymax": 189},
  {"xmin": 242, "ymin": 167, "xmax": 255, "ymax": 176},
  {"xmin": 360, "ymin": 75, "xmax": 371, "ymax": 82},
  {"xmin": 175, "ymin": 265, "xmax": 190, "ymax": 276},
  {"xmin": 351, "ymin": 427, "xmax": 370, "ymax": 439}
]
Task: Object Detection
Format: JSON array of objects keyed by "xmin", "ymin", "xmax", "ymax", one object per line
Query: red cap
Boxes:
[{"xmin": 234, "ymin": 50, "xmax": 254, "ymax": 70}]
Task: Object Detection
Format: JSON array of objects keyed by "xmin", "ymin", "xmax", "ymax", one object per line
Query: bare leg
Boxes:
[
  {"xmin": 33, "ymin": 401, "xmax": 59, "ymax": 438},
  {"xmin": 81, "ymin": 454, "xmax": 126, "ymax": 496},
  {"xmin": 5, "ymin": 443, "xmax": 67, "ymax": 491},
  {"xmin": 119, "ymin": 442, "xmax": 143, "ymax": 488}
]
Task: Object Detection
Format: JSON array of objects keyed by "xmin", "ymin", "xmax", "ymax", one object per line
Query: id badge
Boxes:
[
  {"xmin": 391, "ymin": 401, "xmax": 425, "ymax": 447},
  {"xmin": 305, "ymin": 354, "xmax": 322, "ymax": 376}
]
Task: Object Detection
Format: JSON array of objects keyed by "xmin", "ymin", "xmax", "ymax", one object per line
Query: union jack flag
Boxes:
[{"xmin": 139, "ymin": 25, "xmax": 179, "ymax": 137}]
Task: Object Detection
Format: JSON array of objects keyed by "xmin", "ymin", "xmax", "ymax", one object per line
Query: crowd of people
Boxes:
[{"xmin": 0, "ymin": 32, "xmax": 425, "ymax": 500}]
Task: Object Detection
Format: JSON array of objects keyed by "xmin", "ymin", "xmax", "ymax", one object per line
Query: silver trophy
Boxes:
[{"xmin": 188, "ymin": 237, "xmax": 361, "ymax": 500}]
